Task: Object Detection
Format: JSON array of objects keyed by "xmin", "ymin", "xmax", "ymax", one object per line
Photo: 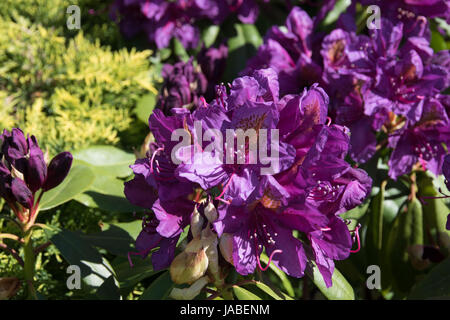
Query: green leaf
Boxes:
[
  {"xmin": 250, "ymin": 281, "xmax": 293, "ymax": 300},
  {"xmin": 72, "ymin": 145, "xmax": 136, "ymax": 178},
  {"xmin": 74, "ymin": 175, "xmax": 142, "ymax": 212},
  {"xmin": 417, "ymin": 172, "xmax": 450, "ymax": 237},
  {"xmin": 140, "ymin": 271, "xmax": 174, "ymax": 300},
  {"xmin": 307, "ymin": 262, "xmax": 355, "ymax": 300},
  {"xmin": 79, "ymin": 224, "xmax": 136, "ymax": 257},
  {"xmin": 385, "ymin": 197, "xmax": 423, "ymax": 294},
  {"xmin": 368, "ymin": 180, "xmax": 387, "ymax": 253},
  {"xmin": 95, "ymin": 275, "xmax": 121, "ymax": 300},
  {"xmin": 259, "ymin": 253, "xmax": 295, "ymax": 297},
  {"xmin": 340, "ymin": 201, "xmax": 370, "ymax": 220},
  {"xmin": 135, "ymin": 93, "xmax": 156, "ymax": 124},
  {"xmin": 322, "ymin": 0, "xmax": 351, "ymax": 27},
  {"xmin": 408, "ymin": 257, "xmax": 450, "ymax": 299},
  {"xmin": 233, "ymin": 286, "xmax": 262, "ymax": 300},
  {"xmin": 39, "ymin": 164, "xmax": 95, "ymax": 211},
  {"xmin": 45, "ymin": 227, "xmax": 118, "ymax": 291},
  {"xmin": 159, "ymin": 48, "xmax": 172, "ymax": 61},
  {"xmin": 111, "ymin": 220, "xmax": 143, "ymax": 240},
  {"xmin": 224, "ymin": 23, "xmax": 262, "ymax": 81},
  {"xmin": 173, "ymin": 38, "xmax": 189, "ymax": 62},
  {"xmin": 430, "ymin": 30, "xmax": 447, "ymax": 52},
  {"xmin": 202, "ymin": 25, "xmax": 220, "ymax": 48},
  {"xmin": 112, "ymin": 256, "xmax": 156, "ymax": 289}
]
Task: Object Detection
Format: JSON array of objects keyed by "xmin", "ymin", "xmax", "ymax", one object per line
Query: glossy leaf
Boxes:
[
  {"xmin": 385, "ymin": 197, "xmax": 423, "ymax": 294},
  {"xmin": 307, "ymin": 262, "xmax": 355, "ymax": 300},
  {"xmin": 39, "ymin": 164, "xmax": 95, "ymax": 211},
  {"xmin": 140, "ymin": 271, "xmax": 174, "ymax": 300},
  {"xmin": 72, "ymin": 146, "xmax": 136, "ymax": 178},
  {"xmin": 233, "ymin": 286, "xmax": 262, "ymax": 300},
  {"xmin": 79, "ymin": 224, "xmax": 136, "ymax": 257},
  {"xmin": 74, "ymin": 174, "xmax": 142, "ymax": 213},
  {"xmin": 408, "ymin": 257, "xmax": 450, "ymax": 299},
  {"xmin": 112, "ymin": 256, "xmax": 156, "ymax": 289},
  {"xmin": 45, "ymin": 227, "xmax": 118, "ymax": 291}
]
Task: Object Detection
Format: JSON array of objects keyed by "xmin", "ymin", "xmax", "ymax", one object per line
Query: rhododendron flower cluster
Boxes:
[
  {"xmin": 110, "ymin": 0, "xmax": 270, "ymax": 49},
  {"xmin": 125, "ymin": 68, "xmax": 372, "ymax": 287},
  {"xmin": 244, "ymin": 5, "xmax": 450, "ymax": 181}
]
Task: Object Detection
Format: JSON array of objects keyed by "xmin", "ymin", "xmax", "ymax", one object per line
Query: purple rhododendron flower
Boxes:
[{"xmin": 126, "ymin": 65, "xmax": 372, "ymax": 287}]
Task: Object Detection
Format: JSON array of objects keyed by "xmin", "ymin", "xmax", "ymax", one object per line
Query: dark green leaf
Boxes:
[
  {"xmin": 408, "ymin": 257, "xmax": 450, "ymax": 299},
  {"xmin": 224, "ymin": 24, "xmax": 262, "ymax": 81},
  {"xmin": 385, "ymin": 197, "xmax": 423, "ymax": 294},
  {"xmin": 45, "ymin": 227, "xmax": 117, "ymax": 290},
  {"xmin": 139, "ymin": 271, "xmax": 174, "ymax": 300},
  {"xmin": 95, "ymin": 275, "xmax": 121, "ymax": 300},
  {"xmin": 40, "ymin": 164, "xmax": 95, "ymax": 211},
  {"xmin": 79, "ymin": 224, "xmax": 136, "ymax": 257},
  {"xmin": 307, "ymin": 262, "xmax": 355, "ymax": 300},
  {"xmin": 259, "ymin": 253, "xmax": 295, "ymax": 297},
  {"xmin": 112, "ymin": 256, "xmax": 156, "ymax": 289}
]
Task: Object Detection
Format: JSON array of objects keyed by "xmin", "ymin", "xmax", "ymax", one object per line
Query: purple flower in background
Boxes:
[
  {"xmin": 110, "ymin": 0, "xmax": 269, "ymax": 48},
  {"xmin": 157, "ymin": 59, "xmax": 208, "ymax": 114},
  {"xmin": 358, "ymin": 0, "xmax": 450, "ymax": 36},
  {"xmin": 388, "ymin": 98, "xmax": 450, "ymax": 179},
  {"xmin": 244, "ymin": 7, "xmax": 323, "ymax": 96}
]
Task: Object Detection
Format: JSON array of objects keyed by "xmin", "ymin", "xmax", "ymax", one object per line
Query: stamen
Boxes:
[
  {"xmin": 326, "ymin": 117, "xmax": 332, "ymax": 126},
  {"xmin": 349, "ymin": 224, "xmax": 361, "ymax": 253},
  {"xmin": 256, "ymin": 249, "xmax": 283, "ymax": 272},
  {"xmin": 215, "ymin": 173, "xmax": 235, "ymax": 203},
  {"xmin": 150, "ymin": 147, "xmax": 164, "ymax": 174},
  {"xmin": 200, "ymin": 96, "xmax": 207, "ymax": 108}
]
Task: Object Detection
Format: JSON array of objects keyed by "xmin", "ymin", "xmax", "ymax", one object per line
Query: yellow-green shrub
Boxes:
[{"xmin": 0, "ymin": 14, "xmax": 157, "ymax": 154}]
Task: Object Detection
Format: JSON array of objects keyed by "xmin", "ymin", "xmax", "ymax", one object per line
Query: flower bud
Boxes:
[
  {"xmin": 219, "ymin": 233, "xmax": 234, "ymax": 265},
  {"xmin": 24, "ymin": 135, "xmax": 47, "ymax": 192},
  {"xmin": 190, "ymin": 206, "xmax": 204, "ymax": 238},
  {"xmin": 11, "ymin": 178, "xmax": 33, "ymax": 209},
  {"xmin": 170, "ymin": 238, "xmax": 209, "ymax": 285},
  {"xmin": 204, "ymin": 201, "xmax": 218, "ymax": 222},
  {"xmin": 42, "ymin": 152, "xmax": 73, "ymax": 191}
]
